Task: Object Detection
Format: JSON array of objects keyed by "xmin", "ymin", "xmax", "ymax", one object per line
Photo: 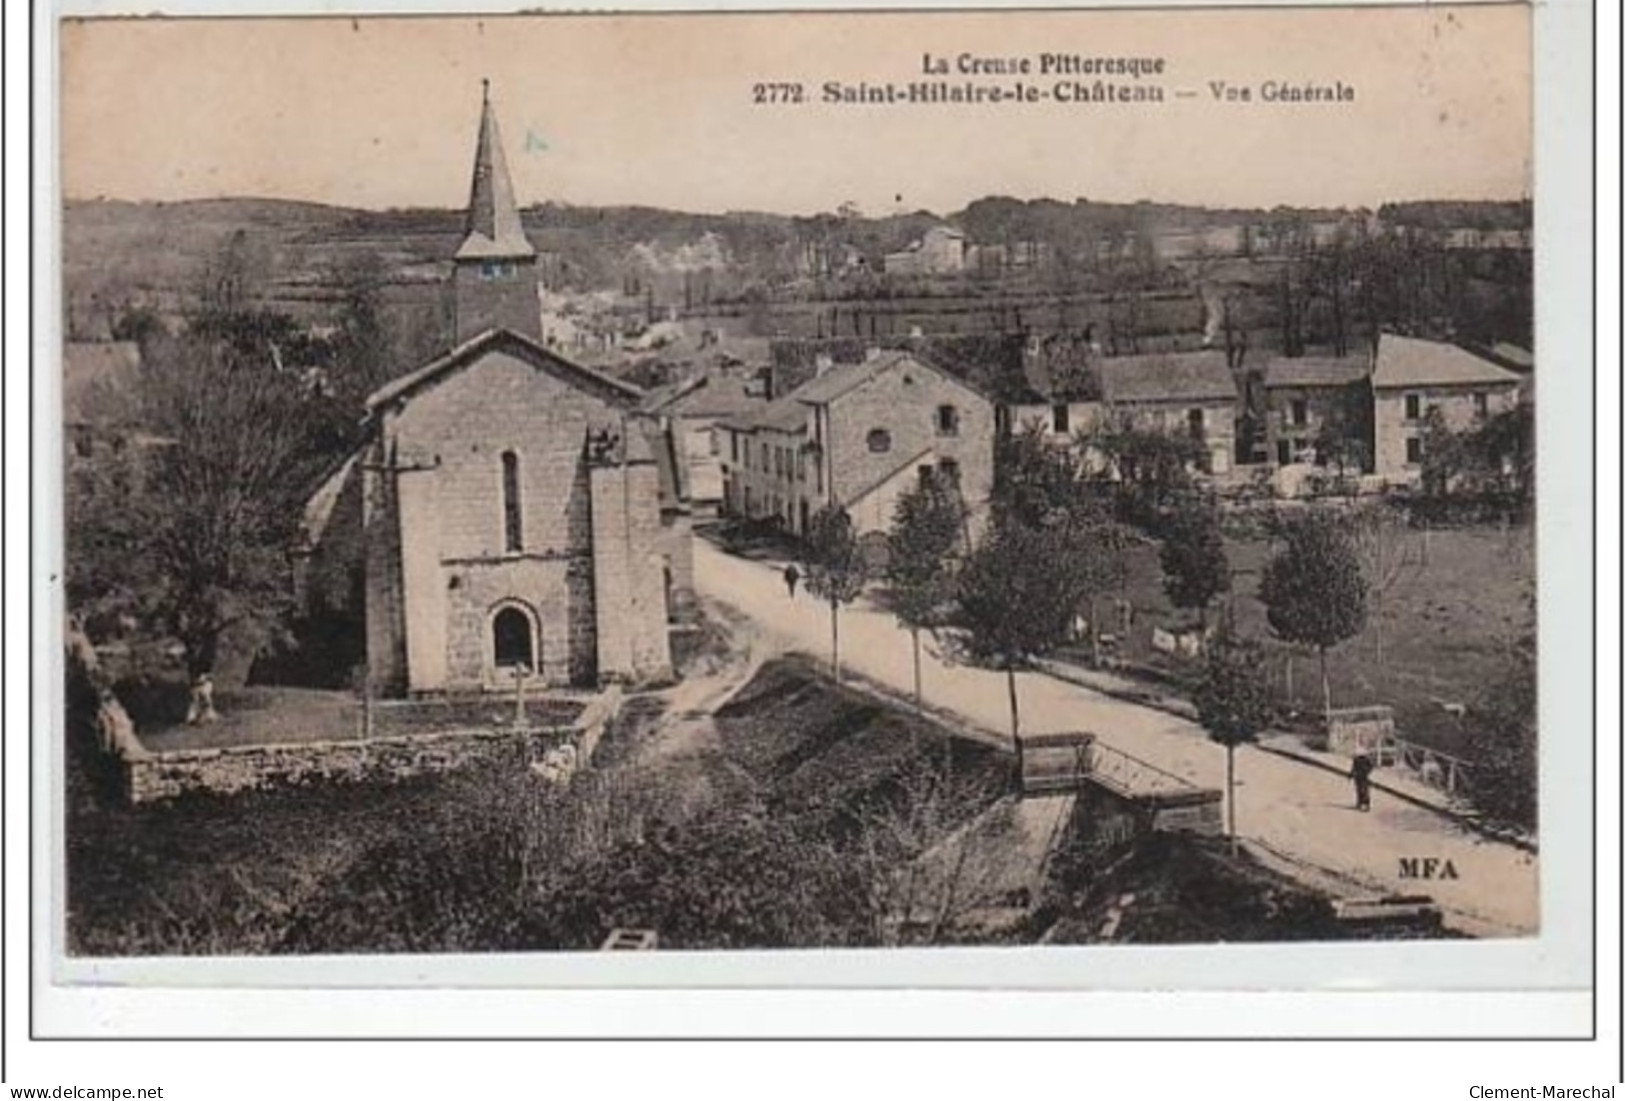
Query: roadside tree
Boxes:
[
  {"xmin": 800, "ymin": 504, "xmax": 869, "ymax": 683},
  {"xmin": 1258, "ymin": 509, "xmax": 1368, "ymax": 723},
  {"xmin": 953, "ymin": 509, "xmax": 1113, "ymax": 766},
  {"xmin": 1191, "ymin": 627, "xmax": 1273, "ymax": 853},
  {"xmin": 886, "ymin": 478, "xmax": 965, "ymax": 703}
]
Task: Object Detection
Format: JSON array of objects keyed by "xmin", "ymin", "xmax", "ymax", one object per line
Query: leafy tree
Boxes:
[
  {"xmin": 82, "ymin": 327, "xmax": 337, "ymax": 685},
  {"xmin": 953, "ymin": 511, "xmax": 1109, "ymax": 759},
  {"xmin": 1158, "ymin": 493, "xmax": 1229, "ymax": 628},
  {"xmin": 1418, "ymin": 406, "xmax": 1467, "ymax": 501},
  {"xmin": 1084, "ymin": 420, "xmax": 1207, "ymax": 535},
  {"xmin": 800, "ymin": 504, "xmax": 869, "ymax": 682},
  {"xmin": 1258, "ymin": 509, "xmax": 1368, "ymax": 722},
  {"xmin": 993, "ymin": 422, "xmax": 1091, "ymax": 530},
  {"xmin": 1191, "ymin": 627, "xmax": 1273, "ymax": 852},
  {"xmin": 886, "ymin": 478, "xmax": 965, "ymax": 703}
]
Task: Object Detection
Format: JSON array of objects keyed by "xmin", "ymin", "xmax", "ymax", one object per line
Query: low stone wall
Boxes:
[
  {"xmin": 124, "ymin": 725, "xmax": 575, "ymax": 804},
  {"xmin": 1077, "ymin": 777, "xmax": 1225, "ymax": 848}
]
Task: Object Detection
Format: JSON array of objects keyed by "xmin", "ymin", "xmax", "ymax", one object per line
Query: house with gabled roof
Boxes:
[
  {"xmin": 1257, "ymin": 354, "xmax": 1372, "ymax": 470},
  {"xmin": 301, "ymin": 86, "xmax": 691, "ymax": 695},
  {"xmin": 1369, "ymin": 333, "xmax": 1523, "ymax": 481},
  {"xmin": 719, "ymin": 349, "xmax": 995, "ymax": 546},
  {"xmin": 640, "ymin": 369, "xmax": 769, "ymax": 515},
  {"xmin": 1096, "ymin": 350, "xmax": 1241, "ymax": 476}
]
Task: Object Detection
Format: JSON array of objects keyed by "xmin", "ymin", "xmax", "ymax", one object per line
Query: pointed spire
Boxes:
[{"xmin": 456, "ymin": 82, "xmax": 535, "ymax": 261}]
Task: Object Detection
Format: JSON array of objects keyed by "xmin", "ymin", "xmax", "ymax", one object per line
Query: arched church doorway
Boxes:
[{"xmin": 491, "ymin": 605, "xmax": 536, "ymax": 672}]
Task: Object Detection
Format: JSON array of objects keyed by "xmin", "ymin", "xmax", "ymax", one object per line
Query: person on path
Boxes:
[
  {"xmin": 1350, "ymin": 751, "xmax": 1374, "ymax": 811},
  {"xmin": 783, "ymin": 563, "xmax": 800, "ymax": 598}
]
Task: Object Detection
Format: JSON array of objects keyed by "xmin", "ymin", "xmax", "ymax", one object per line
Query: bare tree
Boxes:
[
  {"xmin": 1351, "ymin": 503, "xmax": 1420, "ymax": 666},
  {"xmin": 800, "ymin": 504, "xmax": 869, "ymax": 683}
]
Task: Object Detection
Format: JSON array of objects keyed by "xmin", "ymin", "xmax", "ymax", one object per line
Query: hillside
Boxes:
[{"xmin": 62, "ymin": 194, "xmax": 1533, "ymax": 351}]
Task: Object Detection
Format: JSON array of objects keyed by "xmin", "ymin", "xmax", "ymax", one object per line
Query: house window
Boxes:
[
  {"xmin": 796, "ymin": 451, "xmax": 806, "ymax": 482},
  {"xmin": 918, "ymin": 464, "xmax": 934, "ymax": 487},
  {"xmin": 761, "ymin": 443, "xmax": 769, "ymax": 470},
  {"xmin": 1473, "ymin": 392, "xmax": 1489, "ymax": 417},
  {"xmin": 1187, "ymin": 408, "xmax": 1205, "ymax": 437},
  {"xmin": 940, "ymin": 458, "xmax": 960, "ymax": 485},
  {"xmin": 1051, "ymin": 404, "xmax": 1070, "ymax": 434},
  {"xmin": 1404, "ymin": 393, "xmax": 1422, "ymax": 421},
  {"xmin": 481, "ymin": 260, "xmax": 513, "ymax": 281},
  {"xmin": 501, "ymin": 451, "xmax": 523, "ymax": 552},
  {"xmin": 1291, "ymin": 399, "xmax": 1308, "ymax": 427},
  {"xmin": 730, "ymin": 434, "xmax": 738, "ymax": 462},
  {"xmin": 867, "ymin": 428, "xmax": 892, "ymax": 453},
  {"xmin": 936, "ymin": 404, "xmax": 960, "ymax": 436},
  {"xmin": 709, "ymin": 431, "xmax": 720, "ymax": 457},
  {"xmin": 1405, "ymin": 437, "xmax": 1423, "ymax": 465}
]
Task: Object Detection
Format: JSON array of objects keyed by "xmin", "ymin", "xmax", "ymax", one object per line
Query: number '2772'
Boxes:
[{"xmin": 753, "ymin": 83, "xmax": 805, "ymax": 104}]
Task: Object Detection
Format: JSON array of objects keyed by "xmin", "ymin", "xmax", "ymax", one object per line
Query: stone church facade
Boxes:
[{"xmin": 305, "ymin": 87, "xmax": 691, "ymax": 695}]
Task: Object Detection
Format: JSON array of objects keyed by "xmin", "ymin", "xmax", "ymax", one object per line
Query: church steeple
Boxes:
[
  {"xmin": 457, "ymin": 80, "xmax": 535, "ymax": 262},
  {"xmin": 451, "ymin": 82, "xmax": 542, "ymax": 342}
]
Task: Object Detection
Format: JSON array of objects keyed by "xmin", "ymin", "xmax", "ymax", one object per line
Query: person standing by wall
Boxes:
[{"xmin": 1351, "ymin": 750, "xmax": 1374, "ymax": 811}]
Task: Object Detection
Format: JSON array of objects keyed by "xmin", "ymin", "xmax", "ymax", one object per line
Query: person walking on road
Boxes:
[
  {"xmin": 1350, "ymin": 750, "xmax": 1374, "ymax": 811},
  {"xmin": 783, "ymin": 563, "xmax": 800, "ymax": 598}
]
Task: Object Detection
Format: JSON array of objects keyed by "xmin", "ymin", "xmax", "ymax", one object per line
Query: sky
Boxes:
[{"xmin": 59, "ymin": 6, "xmax": 1532, "ymax": 217}]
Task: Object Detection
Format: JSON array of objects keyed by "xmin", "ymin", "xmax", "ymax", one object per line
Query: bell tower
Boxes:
[{"xmin": 452, "ymin": 81, "xmax": 541, "ymax": 342}]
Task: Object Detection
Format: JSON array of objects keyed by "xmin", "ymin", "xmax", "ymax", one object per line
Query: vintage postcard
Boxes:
[{"xmin": 45, "ymin": 2, "xmax": 1588, "ymax": 1008}]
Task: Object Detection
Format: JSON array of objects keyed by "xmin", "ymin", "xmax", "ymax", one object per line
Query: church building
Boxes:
[{"xmin": 302, "ymin": 86, "xmax": 692, "ymax": 694}]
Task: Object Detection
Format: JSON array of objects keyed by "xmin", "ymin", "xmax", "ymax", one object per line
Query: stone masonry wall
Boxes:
[
  {"xmin": 124, "ymin": 728, "xmax": 554, "ymax": 803},
  {"xmin": 826, "ymin": 360, "xmax": 996, "ymax": 532},
  {"xmin": 122, "ymin": 690, "xmax": 625, "ymax": 805},
  {"xmin": 376, "ymin": 347, "xmax": 630, "ymax": 691}
]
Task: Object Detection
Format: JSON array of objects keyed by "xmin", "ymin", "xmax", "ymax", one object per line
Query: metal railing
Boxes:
[
  {"xmin": 1086, "ymin": 741, "xmax": 1201, "ymax": 798},
  {"xmin": 1378, "ymin": 734, "xmax": 1474, "ymax": 798}
]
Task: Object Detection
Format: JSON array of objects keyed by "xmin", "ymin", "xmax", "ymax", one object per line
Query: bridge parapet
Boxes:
[{"xmin": 1020, "ymin": 732, "xmax": 1223, "ymax": 840}]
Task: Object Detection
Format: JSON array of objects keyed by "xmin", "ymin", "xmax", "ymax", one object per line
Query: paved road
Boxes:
[{"xmin": 693, "ymin": 539, "xmax": 1539, "ymax": 937}]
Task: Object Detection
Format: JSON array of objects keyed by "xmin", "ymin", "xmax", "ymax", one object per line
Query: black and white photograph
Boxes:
[{"xmin": 51, "ymin": 5, "xmax": 1558, "ymax": 970}]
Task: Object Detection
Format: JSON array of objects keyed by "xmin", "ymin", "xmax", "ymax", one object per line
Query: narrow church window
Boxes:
[{"xmin": 501, "ymin": 450, "xmax": 523, "ymax": 552}]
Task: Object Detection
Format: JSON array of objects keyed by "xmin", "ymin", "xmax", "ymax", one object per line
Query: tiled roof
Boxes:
[
  {"xmin": 723, "ymin": 393, "xmax": 810, "ymax": 435},
  {"xmin": 788, "ymin": 352, "xmax": 911, "ymax": 405},
  {"xmin": 1371, "ymin": 334, "xmax": 1524, "ymax": 389},
  {"xmin": 1097, "ymin": 350, "xmax": 1237, "ymax": 405},
  {"xmin": 366, "ymin": 327, "xmax": 643, "ymax": 413},
  {"xmin": 644, "ymin": 373, "xmax": 767, "ymax": 420},
  {"xmin": 1262, "ymin": 355, "xmax": 1370, "ymax": 389}
]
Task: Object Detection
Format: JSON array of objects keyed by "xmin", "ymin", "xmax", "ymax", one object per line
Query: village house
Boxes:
[
  {"xmin": 720, "ymin": 349, "xmax": 996, "ymax": 545},
  {"xmin": 883, "ymin": 225, "xmax": 967, "ymax": 276},
  {"xmin": 640, "ymin": 367, "xmax": 770, "ymax": 516},
  {"xmin": 1095, "ymin": 350, "xmax": 1240, "ymax": 477},
  {"xmin": 1369, "ymin": 333, "xmax": 1523, "ymax": 482},
  {"xmin": 993, "ymin": 329, "xmax": 1106, "ymax": 444},
  {"xmin": 300, "ymin": 87, "xmax": 692, "ymax": 695},
  {"xmin": 1257, "ymin": 354, "xmax": 1372, "ymax": 470}
]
